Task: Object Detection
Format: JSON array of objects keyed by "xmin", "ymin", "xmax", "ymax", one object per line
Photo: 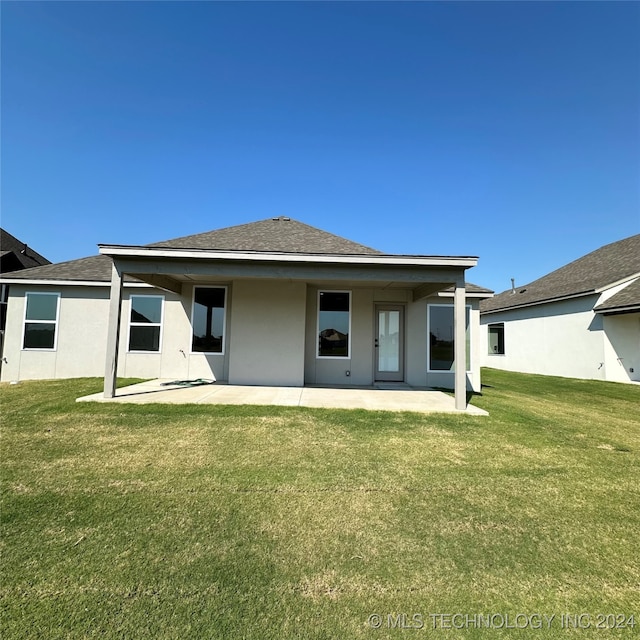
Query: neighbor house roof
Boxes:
[
  {"xmin": 0, "ymin": 217, "xmax": 491, "ymax": 294},
  {"xmin": 0, "ymin": 228, "xmax": 51, "ymax": 273},
  {"xmin": 594, "ymin": 277, "xmax": 640, "ymax": 315},
  {"xmin": 481, "ymin": 234, "xmax": 640, "ymax": 314}
]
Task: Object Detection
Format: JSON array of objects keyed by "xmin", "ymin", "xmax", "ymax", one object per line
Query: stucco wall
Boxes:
[
  {"xmin": 1, "ymin": 284, "xmax": 111, "ymax": 382},
  {"xmin": 2, "ymin": 280, "xmax": 485, "ymax": 391},
  {"xmin": 422, "ymin": 297, "xmax": 481, "ymax": 392},
  {"xmin": 480, "ymin": 295, "xmax": 608, "ymax": 380},
  {"xmin": 603, "ymin": 313, "xmax": 640, "ymax": 382},
  {"xmin": 227, "ymin": 279, "xmax": 307, "ymax": 386},
  {"xmin": 0, "ymin": 284, "xmax": 228, "ymax": 383},
  {"xmin": 305, "ymin": 287, "xmax": 376, "ymax": 386}
]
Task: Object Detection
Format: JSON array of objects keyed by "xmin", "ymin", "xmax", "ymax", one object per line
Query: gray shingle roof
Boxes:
[
  {"xmin": 0, "ymin": 255, "xmax": 139, "ymax": 283},
  {"xmin": 594, "ymin": 278, "xmax": 640, "ymax": 313},
  {"xmin": 149, "ymin": 217, "xmax": 383, "ymax": 255},
  {"xmin": 481, "ymin": 234, "xmax": 640, "ymax": 314},
  {"xmin": 0, "ymin": 217, "xmax": 491, "ymax": 295},
  {"xmin": 0, "ymin": 228, "xmax": 51, "ymax": 272}
]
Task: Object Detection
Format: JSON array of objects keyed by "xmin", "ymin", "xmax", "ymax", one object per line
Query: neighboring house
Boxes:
[
  {"xmin": 0, "ymin": 217, "xmax": 492, "ymax": 408},
  {"xmin": 0, "ymin": 229, "xmax": 51, "ymax": 360},
  {"xmin": 0, "ymin": 228, "xmax": 51, "ymax": 274},
  {"xmin": 480, "ymin": 234, "xmax": 640, "ymax": 384}
]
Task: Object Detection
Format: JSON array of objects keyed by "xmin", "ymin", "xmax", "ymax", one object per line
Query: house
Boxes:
[
  {"xmin": 0, "ymin": 217, "xmax": 492, "ymax": 409},
  {"xmin": 480, "ymin": 234, "xmax": 640, "ymax": 383},
  {"xmin": 0, "ymin": 228, "xmax": 51, "ymax": 274}
]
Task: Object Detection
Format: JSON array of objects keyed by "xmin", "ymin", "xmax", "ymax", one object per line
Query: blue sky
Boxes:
[{"xmin": 2, "ymin": 1, "xmax": 639, "ymax": 293}]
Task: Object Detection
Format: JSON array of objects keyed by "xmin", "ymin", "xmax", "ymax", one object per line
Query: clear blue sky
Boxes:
[{"xmin": 2, "ymin": 1, "xmax": 639, "ymax": 293}]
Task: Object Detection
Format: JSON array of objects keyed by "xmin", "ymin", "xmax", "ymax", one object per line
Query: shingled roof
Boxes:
[
  {"xmin": 0, "ymin": 217, "xmax": 491, "ymax": 295},
  {"xmin": 0, "ymin": 228, "xmax": 51, "ymax": 273},
  {"xmin": 481, "ymin": 234, "xmax": 640, "ymax": 314},
  {"xmin": 594, "ymin": 277, "xmax": 640, "ymax": 314},
  {"xmin": 149, "ymin": 217, "xmax": 383, "ymax": 255}
]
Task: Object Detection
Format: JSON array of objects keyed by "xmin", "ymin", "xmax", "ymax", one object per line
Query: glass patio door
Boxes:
[{"xmin": 375, "ymin": 305, "xmax": 404, "ymax": 381}]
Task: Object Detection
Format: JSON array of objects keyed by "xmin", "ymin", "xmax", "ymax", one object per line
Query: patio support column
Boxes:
[
  {"xmin": 454, "ymin": 274, "xmax": 467, "ymax": 411},
  {"xmin": 103, "ymin": 261, "xmax": 123, "ymax": 398}
]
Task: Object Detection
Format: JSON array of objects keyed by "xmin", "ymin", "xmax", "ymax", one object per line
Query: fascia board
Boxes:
[
  {"xmin": 480, "ymin": 290, "xmax": 597, "ymax": 315},
  {"xmin": 437, "ymin": 291, "xmax": 494, "ymax": 299},
  {"xmin": 98, "ymin": 245, "xmax": 478, "ymax": 268},
  {"xmin": 594, "ymin": 273, "xmax": 640, "ymax": 294},
  {"xmin": 594, "ymin": 304, "xmax": 640, "ymax": 315}
]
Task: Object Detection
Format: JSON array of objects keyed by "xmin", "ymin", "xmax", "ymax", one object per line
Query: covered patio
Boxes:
[{"xmin": 78, "ymin": 379, "xmax": 488, "ymax": 415}]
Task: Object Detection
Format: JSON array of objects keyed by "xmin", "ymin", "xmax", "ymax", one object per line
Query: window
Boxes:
[
  {"xmin": 318, "ymin": 291, "xmax": 350, "ymax": 358},
  {"xmin": 23, "ymin": 292, "xmax": 60, "ymax": 350},
  {"xmin": 428, "ymin": 304, "xmax": 470, "ymax": 371},
  {"xmin": 192, "ymin": 287, "xmax": 226, "ymax": 353},
  {"xmin": 128, "ymin": 295, "xmax": 163, "ymax": 352},
  {"xmin": 488, "ymin": 323, "xmax": 505, "ymax": 355}
]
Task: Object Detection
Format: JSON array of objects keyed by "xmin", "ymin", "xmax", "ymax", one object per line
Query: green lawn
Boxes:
[{"xmin": 1, "ymin": 369, "xmax": 638, "ymax": 639}]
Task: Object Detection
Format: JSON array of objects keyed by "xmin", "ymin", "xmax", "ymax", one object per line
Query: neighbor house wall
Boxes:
[
  {"xmin": 480, "ymin": 295, "xmax": 607, "ymax": 381},
  {"xmin": 602, "ymin": 313, "xmax": 640, "ymax": 383}
]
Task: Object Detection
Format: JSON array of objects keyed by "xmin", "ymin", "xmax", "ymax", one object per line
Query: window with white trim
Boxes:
[
  {"xmin": 192, "ymin": 286, "xmax": 226, "ymax": 353},
  {"xmin": 427, "ymin": 304, "xmax": 470, "ymax": 372},
  {"xmin": 317, "ymin": 291, "xmax": 351, "ymax": 358},
  {"xmin": 128, "ymin": 295, "xmax": 163, "ymax": 352},
  {"xmin": 23, "ymin": 292, "xmax": 60, "ymax": 350},
  {"xmin": 488, "ymin": 323, "xmax": 505, "ymax": 355}
]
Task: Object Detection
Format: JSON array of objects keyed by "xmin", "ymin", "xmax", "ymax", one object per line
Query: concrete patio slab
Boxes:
[{"xmin": 77, "ymin": 379, "xmax": 488, "ymax": 415}]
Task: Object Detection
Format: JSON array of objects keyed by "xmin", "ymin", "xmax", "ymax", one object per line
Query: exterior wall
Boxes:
[
  {"xmin": 421, "ymin": 297, "xmax": 482, "ymax": 393},
  {"xmin": 304, "ymin": 286, "xmax": 377, "ymax": 386},
  {"xmin": 164, "ymin": 283, "xmax": 227, "ymax": 382},
  {"xmin": 228, "ymin": 279, "xmax": 307, "ymax": 386},
  {"xmin": 2, "ymin": 279, "xmax": 485, "ymax": 391},
  {"xmin": 1, "ymin": 284, "xmax": 110, "ymax": 382},
  {"xmin": 602, "ymin": 313, "xmax": 640, "ymax": 382},
  {"xmin": 480, "ymin": 295, "xmax": 608, "ymax": 381},
  {"xmin": 303, "ymin": 287, "xmax": 482, "ymax": 392}
]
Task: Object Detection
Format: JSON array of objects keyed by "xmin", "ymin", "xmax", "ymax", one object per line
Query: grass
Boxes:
[{"xmin": 1, "ymin": 369, "xmax": 639, "ymax": 639}]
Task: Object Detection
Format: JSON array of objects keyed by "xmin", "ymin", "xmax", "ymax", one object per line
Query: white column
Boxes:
[
  {"xmin": 454, "ymin": 274, "xmax": 467, "ymax": 411},
  {"xmin": 103, "ymin": 261, "xmax": 123, "ymax": 398}
]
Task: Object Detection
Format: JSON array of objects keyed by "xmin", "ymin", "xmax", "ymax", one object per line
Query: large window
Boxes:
[
  {"xmin": 488, "ymin": 323, "xmax": 505, "ymax": 355},
  {"xmin": 128, "ymin": 295, "xmax": 163, "ymax": 352},
  {"xmin": 23, "ymin": 292, "xmax": 60, "ymax": 350},
  {"xmin": 318, "ymin": 291, "xmax": 350, "ymax": 358},
  {"xmin": 192, "ymin": 287, "xmax": 226, "ymax": 353},
  {"xmin": 428, "ymin": 304, "xmax": 470, "ymax": 371}
]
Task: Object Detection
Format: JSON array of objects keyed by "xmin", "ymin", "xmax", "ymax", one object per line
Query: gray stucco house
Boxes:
[
  {"xmin": 0, "ymin": 217, "xmax": 492, "ymax": 409},
  {"xmin": 481, "ymin": 233, "xmax": 640, "ymax": 383}
]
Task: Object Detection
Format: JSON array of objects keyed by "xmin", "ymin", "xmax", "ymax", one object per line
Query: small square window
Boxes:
[{"xmin": 488, "ymin": 323, "xmax": 505, "ymax": 355}]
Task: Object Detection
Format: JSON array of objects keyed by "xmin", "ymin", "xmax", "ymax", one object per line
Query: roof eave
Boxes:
[
  {"xmin": 594, "ymin": 304, "xmax": 640, "ymax": 315},
  {"xmin": 481, "ymin": 289, "xmax": 597, "ymax": 315},
  {"xmin": 98, "ymin": 245, "xmax": 479, "ymax": 268},
  {"xmin": 0, "ymin": 277, "xmax": 149, "ymax": 287}
]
